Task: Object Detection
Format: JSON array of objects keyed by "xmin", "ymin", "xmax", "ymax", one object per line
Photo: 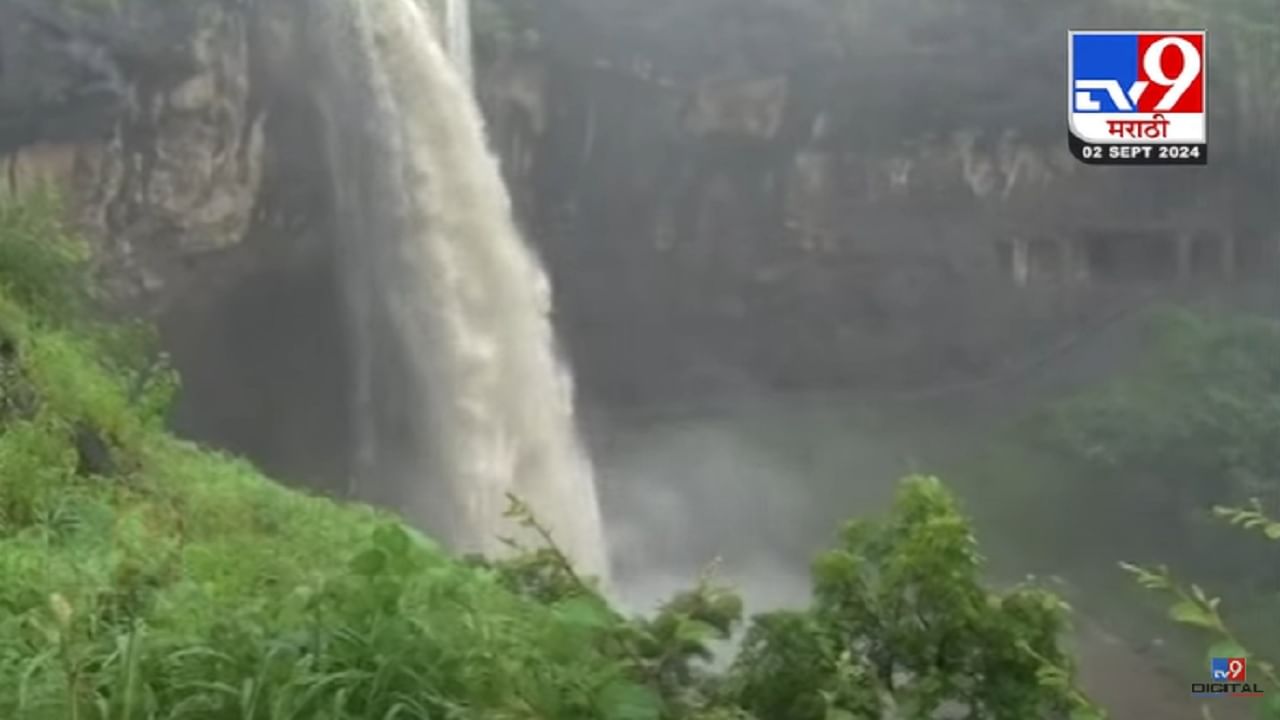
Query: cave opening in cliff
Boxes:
[{"xmin": 1080, "ymin": 228, "xmax": 1180, "ymax": 284}]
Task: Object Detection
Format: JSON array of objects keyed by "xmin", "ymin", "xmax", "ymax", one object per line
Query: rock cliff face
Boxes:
[
  {"xmin": 1, "ymin": 0, "xmax": 1276, "ymax": 480},
  {"xmin": 475, "ymin": 0, "xmax": 1278, "ymax": 406},
  {"xmin": 0, "ymin": 0, "xmax": 346, "ymax": 486},
  {"xmin": 0, "ymin": 0, "xmax": 267, "ymax": 310}
]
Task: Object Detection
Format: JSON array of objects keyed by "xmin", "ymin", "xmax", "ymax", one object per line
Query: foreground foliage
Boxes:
[
  {"xmin": 955, "ymin": 305, "xmax": 1280, "ymax": 712},
  {"xmin": 1122, "ymin": 502, "xmax": 1280, "ymax": 719},
  {"xmin": 730, "ymin": 475, "xmax": 1100, "ymax": 720},
  {"xmin": 0, "ymin": 195, "xmax": 1099, "ymax": 718}
]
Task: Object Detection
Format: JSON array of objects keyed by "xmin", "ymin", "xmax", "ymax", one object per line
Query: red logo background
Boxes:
[{"xmin": 1136, "ymin": 33, "xmax": 1205, "ymax": 113}]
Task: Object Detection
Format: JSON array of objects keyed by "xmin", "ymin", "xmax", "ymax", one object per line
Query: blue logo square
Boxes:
[
  {"xmin": 1071, "ymin": 34, "xmax": 1139, "ymax": 112},
  {"xmin": 1211, "ymin": 657, "xmax": 1230, "ymax": 680}
]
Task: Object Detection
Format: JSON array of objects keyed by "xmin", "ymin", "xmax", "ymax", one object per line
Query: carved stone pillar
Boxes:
[
  {"xmin": 1176, "ymin": 233, "xmax": 1193, "ymax": 282},
  {"xmin": 1011, "ymin": 236, "xmax": 1030, "ymax": 287},
  {"xmin": 1057, "ymin": 236, "xmax": 1090, "ymax": 286},
  {"xmin": 1221, "ymin": 232, "xmax": 1236, "ymax": 280}
]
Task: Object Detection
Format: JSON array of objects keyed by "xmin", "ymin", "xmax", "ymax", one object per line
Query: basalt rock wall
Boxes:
[
  {"xmin": 0, "ymin": 0, "xmax": 348, "ymax": 486},
  {"xmin": 476, "ymin": 0, "xmax": 1280, "ymax": 408}
]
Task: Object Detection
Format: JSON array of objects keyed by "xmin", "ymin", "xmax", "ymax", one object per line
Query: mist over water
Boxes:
[
  {"xmin": 302, "ymin": 0, "xmax": 609, "ymax": 578},
  {"xmin": 600, "ymin": 420, "xmax": 814, "ymax": 613}
]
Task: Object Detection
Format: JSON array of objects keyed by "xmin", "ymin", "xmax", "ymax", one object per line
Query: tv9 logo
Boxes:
[
  {"xmin": 1212, "ymin": 657, "xmax": 1246, "ymax": 682},
  {"xmin": 1192, "ymin": 656, "xmax": 1265, "ymax": 698},
  {"xmin": 1068, "ymin": 31, "xmax": 1207, "ymax": 165}
]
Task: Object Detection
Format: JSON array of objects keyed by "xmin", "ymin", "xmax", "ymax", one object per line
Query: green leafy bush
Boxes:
[{"xmin": 733, "ymin": 476, "xmax": 1101, "ymax": 720}]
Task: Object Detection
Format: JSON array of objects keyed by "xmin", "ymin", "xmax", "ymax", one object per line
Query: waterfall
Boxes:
[
  {"xmin": 443, "ymin": 0, "xmax": 473, "ymax": 84},
  {"xmin": 303, "ymin": 0, "xmax": 610, "ymax": 579}
]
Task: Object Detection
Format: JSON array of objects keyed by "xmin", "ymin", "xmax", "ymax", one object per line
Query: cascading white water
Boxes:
[
  {"xmin": 443, "ymin": 0, "xmax": 473, "ymax": 85},
  {"xmin": 303, "ymin": 0, "xmax": 609, "ymax": 579}
]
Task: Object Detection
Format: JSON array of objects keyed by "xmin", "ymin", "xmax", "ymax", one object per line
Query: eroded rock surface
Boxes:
[
  {"xmin": 0, "ymin": 0, "xmax": 263, "ymax": 309},
  {"xmin": 474, "ymin": 0, "xmax": 1277, "ymax": 406}
]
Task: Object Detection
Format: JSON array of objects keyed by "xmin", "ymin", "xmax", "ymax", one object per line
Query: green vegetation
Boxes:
[
  {"xmin": 0, "ymin": 193, "xmax": 92, "ymax": 325},
  {"xmin": 1088, "ymin": 311, "xmax": 1280, "ymax": 718},
  {"xmin": 952, "ymin": 306, "xmax": 1280, "ymax": 713},
  {"xmin": 732, "ymin": 475, "xmax": 1099, "ymax": 720},
  {"xmin": 0, "ymin": 193, "xmax": 1098, "ymax": 718},
  {"xmin": 1031, "ymin": 309, "xmax": 1280, "ymax": 589},
  {"xmin": 958, "ymin": 308, "xmax": 1280, "ymax": 566},
  {"xmin": 1122, "ymin": 502, "xmax": 1280, "ymax": 719}
]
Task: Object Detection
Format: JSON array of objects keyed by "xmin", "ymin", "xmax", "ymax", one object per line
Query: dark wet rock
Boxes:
[{"xmin": 74, "ymin": 421, "xmax": 115, "ymax": 478}]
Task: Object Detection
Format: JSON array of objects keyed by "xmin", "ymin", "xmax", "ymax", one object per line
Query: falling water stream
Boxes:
[
  {"xmin": 303, "ymin": 0, "xmax": 610, "ymax": 579},
  {"xmin": 443, "ymin": 0, "xmax": 473, "ymax": 85}
]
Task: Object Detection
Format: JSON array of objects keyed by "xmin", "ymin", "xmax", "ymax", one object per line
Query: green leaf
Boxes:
[
  {"xmin": 1264, "ymin": 523, "xmax": 1280, "ymax": 541},
  {"xmin": 554, "ymin": 596, "xmax": 614, "ymax": 630},
  {"xmin": 1119, "ymin": 561, "xmax": 1171, "ymax": 590},
  {"xmin": 674, "ymin": 618, "xmax": 718, "ymax": 646},
  {"xmin": 1191, "ymin": 585, "xmax": 1208, "ymax": 604},
  {"xmin": 708, "ymin": 590, "xmax": 744, "ymax": 625},
  {"xmin": 597, "ymin": 681, "xmax": 662, "ymax": 720},
  {"xmin": 1169, "ymin": 600, "xmax": 1219, "ymax": 630}
]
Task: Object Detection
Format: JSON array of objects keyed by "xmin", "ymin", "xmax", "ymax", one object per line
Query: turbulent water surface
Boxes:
[{"xmin": 304, "ymin": 0, "xmax": 609, "ymax": 578}]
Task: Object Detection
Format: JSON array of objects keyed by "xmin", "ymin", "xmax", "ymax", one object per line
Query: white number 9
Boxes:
[{"xmin": 1144, "ymin": 37, "xmax": 1201, "ymax": 111}]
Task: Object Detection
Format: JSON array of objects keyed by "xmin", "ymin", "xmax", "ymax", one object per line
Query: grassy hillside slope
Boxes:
[{"xmin": 0, "ymin": 193, "xmax": 661, "ymax": 719}]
